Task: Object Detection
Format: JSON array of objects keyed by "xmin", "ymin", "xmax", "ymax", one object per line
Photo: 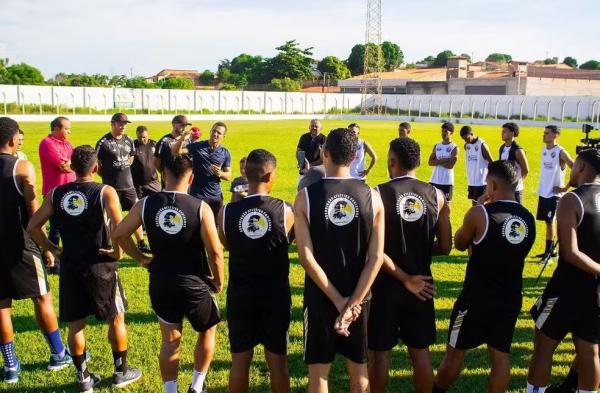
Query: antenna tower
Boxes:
[{"xmin": 361, "ymin": 0, "xmax": 383, "ymax": 115}]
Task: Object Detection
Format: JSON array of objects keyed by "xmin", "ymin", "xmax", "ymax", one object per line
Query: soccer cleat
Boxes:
[
  {"xmin": 138, "ymin": 242, "xmax": 152, "ymax": 254},
  {"xmin": 47, "ymin": 350, "xmax": 73, "ymax": 371},
  {"xmin": 187, "ymin": 383, "xmax": 208, "ymax": 393},
  {"xmin": 78, "ymin": 373, "xmax": 101, "ymax": 393},
  {"xmin": 112, "ymin": 366, "xmax": 142, "ymax": 388},
  {"xmin": 3, "ymin": 361, "xmax": 21, "ymax": 384}
]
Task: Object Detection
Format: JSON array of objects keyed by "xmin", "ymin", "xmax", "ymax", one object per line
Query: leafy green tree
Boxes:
[
  {"xmin": 419, "ymin": 56, "xmax": 436, "ymax": 66},
  {"xmin": 486, "ymin": 53, "xmax": 513, "ymax": 63},
  {"xmin": 0, "ymin": 62, "xmax": 45, "ymax": 85},
  {"xmin": 157, "ymin": 77, "xmax": 195, "ymax": 90},
  {"xmin": 543, "ymin": 58, "xmax": 558, "ymax": 65},
  {"xmin": 433, "ymin": 50, "xmax": 455, "ymax": 67},
  {"xmin": 109, "ymin": 75, "xmax": 128, "ymax": 87},
  {"xmin": 563, "ymin": 56, "xmax": 578, "ymax": 68},
  {"xmin": 580, "ymin": 60, "xmax": 600, "ymax": 70},
  {"xmin": 124, "ymin": 77, "xmax": 154, "ymax": 88},
  {"xmin": 346, "ymin": 44, "xmax": 365, "ymax": 76},
  {"xmin": 266, "ymin": 40, "xmax": 314, "ymax": 81},
  {"xmin": 268, "ymin": 77, "xmax": 302, "ymax": 92},
  {"xmin": 317, "ymin": 56, "xmax": 351, "ymax": 80},
  {"xmin": 219, "ymin": 83, "xmax": 237, "ymax": 91},
  {"xmin": 381, "ymin": 41, "xmax": 404, "ymax": 71},
  {"xmin": 199, "ymin": 70, "xmax": 215, "ymax": 85}
]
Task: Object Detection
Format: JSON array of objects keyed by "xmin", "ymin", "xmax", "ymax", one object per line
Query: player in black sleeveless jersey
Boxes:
[
  {"xmin": 294, "ymin": 128, "xmax": 385, "ymax": 393},
  {"xmin": 217, "ymin": 149, "xmax": 293, "ymax": 393},
  {"xmin": 527, "ymin": 148, "xmax": 600, "ymax": 393},
  {"xmin": 0, "ymin": 117, "xmax": 72, "ymax": 384},
  {"xmin": 28, "ymin": 145, "xmax": 142, "ymax": 392},
  {"xmin": 368, "ymin": 137, "xmax": 451, "ymax": 393},
  {"xmin": 498, "ymin": 122, "xmax": 529, "ymax": 204},
  {"xmin": 113, "ymin": 154, "xmax": 224, "ymax": 393},
  {"xmin": 433, "ymin": 160, "xmax": 535, "ymax": 393}
]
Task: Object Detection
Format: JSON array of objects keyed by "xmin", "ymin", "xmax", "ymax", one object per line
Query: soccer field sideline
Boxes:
[{"xmin": 6, "ymin": 119, "xmax": 584, "ymax": 392}]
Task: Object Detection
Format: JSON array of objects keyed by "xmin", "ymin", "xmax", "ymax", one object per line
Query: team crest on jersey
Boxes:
[
  {"xmin": 474, "ymin": 145, "xmax": 479, "ymax": 151},
  {"xmin": 466, "ymin": 145, "xmax": 471, "ymax": 151},
  {"xmin": 60, "ymin": 191, "xmax": 88, "ymax": 216},
  {"xmin": 239, "ymin": 208, "xmax": 271, "ymax": 239},
  {"xmin": 325, "ymin": 194, "xmax": 358, "ymax": 226},
  {"xmin": 446, "ymin": 146, "xmax": 452, "ymax": 152},
  {"xmin": 502, "ymin": 216, "xmax": 528, "ymax": 244},
  {"xmin": 156, "ymin": 206, "xmax": 186, "ymax": 235},
  {"xmin": 551, "ymin": 151, "xmax": 556, "ymax": 158},
  {"xmin": 396, "ymin": 193, "xmax": 427, "ymax": 222}
]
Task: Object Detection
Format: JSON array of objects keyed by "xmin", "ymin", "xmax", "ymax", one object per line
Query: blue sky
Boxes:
[{"xmin": 0, "ymin": 0, "xmax": 599, "ymax": 79}]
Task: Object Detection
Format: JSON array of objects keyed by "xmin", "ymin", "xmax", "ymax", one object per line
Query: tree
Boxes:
[
  {"xmin": 419, "ymin": 56, "xmax": 436, "ymax": 66},
  {"xmin": 460, "ymin": 53, "xmax": 472, "ymax": 62},
  {"xmin": 124, "ymin": 77, "xmax": 154, "ymax": 88},
  {"xmin": 580, "ymin": 60, "xmax": 600, "ymax": 70},
  {"xmin": 317, "ymin": 56, "xmax": 351, "ymax": 80},
  {"xmin": 266, "ymin": 40, "xmax": 314, "ymax": 81},
  {"xmin": 381, "ymin": 41, "xmax": 404, "ymax": 71},
  {"xmin": 199, "ymin": 70, "xmax": 215, "ymax": 85},
  {"xmin": 563, "ymin": 56, "xmax": 578, "ymax": 68},
  {"xmin": 109, "ymin": 75, "xmax": 128, "ymax": 87},
  {"xmin": 346, "ymin": 44, "xmax": 365, "ymax": 76},
  {"xmin": 543, "ymin": 58, "xmax": 558, "ymax": 65},
  {"xmin": 486, "ymin": 53, "xmax": 513, "ymax": 63},
  {"xmin": 0, "ymin": 62, "xmax": 45, "ymax": 85},
  {"xmin": 157, "ymin": 77, "xmax": 195, "ymax": 90},
  {"xmin": 268, "ymin": 77, "xmax": 302, "ymax": 92},
  {"xmin": 433, "ymin": 50, "xmax": 455, "ymax": 67}
]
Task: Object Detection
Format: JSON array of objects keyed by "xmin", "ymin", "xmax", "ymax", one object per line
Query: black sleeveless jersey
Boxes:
[
  {"xmin": 0, "ymin": 153, "xmax": 39, "ymax": 266},
  {"xmin": 51, "ymin": 181, "xmax": 114, "ymax": 273},
  {"xmin": 376, "ymin": 176, "xmax": 439, "ymax": 278},
  {"xmin": 549, "ymin": 184, "xmax": 600, "ymax": 295},
  {"xmin": 304, "ymin": 177, "xmax": 374, "ymax": 301},
  {"xmin": 498, "ymin": 141, "xmax": 524, "ymax": 161},
  {"xmin": 223, "ymin": 194, "xmax": 290, "ymax": 295},
  {"xmin": 143, "ymin": 191, "xmax": 209, "ymax": 277},
  {"xmin": 462, "ymin": 201, "xmax": 535, "ymax": 308}
]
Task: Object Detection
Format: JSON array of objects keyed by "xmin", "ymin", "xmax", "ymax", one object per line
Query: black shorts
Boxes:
[
  {"xmin": 227, "ymin": 290, "xmax": 291, "ymax": 355},
  {"xmin": 135, "ymin": 181, "xmax": 161, "ymax": 199},
  {"xmin": 430, "ymin": 183, "xmax": 453, "ymax": 202},
  {"xmin": 536, "ymin": 196, "xmax": 559, "ymax": 223},
  {"xmin": 149, "ymin": 274, "xmax": 220, "ymax": 332},
  {"xmin": 303, "ymin": 297, "xmax": 370, "ymax": 364},
  {"xmin": 0, "ymin": 250, "xmax": 49, "ymax": 301},
  {"xmin": 59, "ymin": 263, "xmax": 127, "ymax": 322},
  {"xmin": 467, "ymin": 186, "xmax": 486, "ymax": 201},
  {"xmin": 530, "ymin": 282, "xmax": 599, "ymax": 344},
  {"xmin": 447, "ymin": 298, "xmax": 520, "ymax": 353},
  {"xmin": 368, "ymin": 280, "xmax": 436, "ymax": 350},
  {"xmin": 116, "ymin": 188, "xmax": 138, "ymax": 211},
  {"xmin": 515, "ymin": 190, "xmax": 523, "ymax": 205},
  {"xmin": 202, "ymin": 199, "xmax": 223, "ymax": 219}
]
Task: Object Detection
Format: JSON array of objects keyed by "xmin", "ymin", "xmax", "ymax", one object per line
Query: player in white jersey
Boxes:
[
  {"xmin": 459, "ymin": 126, "xmax": 493, "ymax": 206},
  {"xmin": 535, "ymin": 125, "xmax": 573, "ymax": 260},
  {"xmin": 348, "ymin": 123, "xmax": 377, "ymax": 180},
  {"xmin": 429, "ymin": 122, "xmax": 459, "ymax": 204}
]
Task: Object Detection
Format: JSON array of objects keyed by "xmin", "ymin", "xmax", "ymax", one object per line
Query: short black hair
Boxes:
[
  {"xmin": 239, "ymin": 156, "xmax": 247, "ymax": 163},
  {"xmin": 545, "ymin": 125, "xmax": 560, "ymax": 134},
  {"xmin": 136, "ymin": 125, "xmax": 148, "ymax": 134},
  {"xmin": 389, "ymin": 137, "xmax": 421, "ymax": 170},
  {"xmin": 502, "ymin": 122, "xmax": 520, "ymax": 137},
  {"xmin": 50, "ymin": 116, "xmax": 69, "ymax": 132},
  {"xmin": 212, "ymin": 121, "xmax": 227, "ymax": 133},
  {"xmin": 399, "ymin": 122, "xmax": 411, "ymax": 131},
  {"xmin": 0, "ymin": 117, "xmax": 20, "ymax": 146},
  {"xmin": 71, "ymin": 145, "xmax": 98, "ymax": 177},
  {"xmin": 164, "ymin": 154, "xmax": 193, "ymax": 179},
  {"xmin": 459, "ymin": 125, "xmax": 473, "ymax": 137},
  {"xmin": 324, "ymin": 128, "xmax": 358, "ymax": 166},
  {"xmin": 347, "ymin": 123, "xmax": 360, "ymax": 130},
  {"xmin": 441, "ymin": 122, "xmax": 455, "ymax": 132},
  {"xmin": 487, "ymin": 160, "xmax": 519, "ymax": 188},
  {"xmin": 245, "ymin": 149, "xmax": 277, "ymax": 182},
  {"xmin": 578, "ymin": 148, "xmax": 600, "ymax": 174}
]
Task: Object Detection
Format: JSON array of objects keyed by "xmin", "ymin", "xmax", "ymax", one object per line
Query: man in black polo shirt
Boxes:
[
  {"xmin": 297, "ymin": 119, "xmax": 326, "ymax": 176},
  {"xmin": 153, "ymin": 115, "xmax": 191, "ymax": 176},
  {"xmin": 95, "ymin": 113, "xmax": 149, "ymax": 253},
  {"xmin": 132, "ymin": 126, "xmax": 160, "ymax": 199},
  {"xmin": 172, "ymin": 121, "xmax": 232, "ymax": 217}
]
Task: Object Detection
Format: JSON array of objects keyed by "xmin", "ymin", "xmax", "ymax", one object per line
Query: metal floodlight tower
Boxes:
[{"xmin": 361, "ymin": 0, "xmax": 383, "ymax": 115}]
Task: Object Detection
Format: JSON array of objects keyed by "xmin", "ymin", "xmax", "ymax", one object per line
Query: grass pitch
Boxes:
[{"xmin": 6, "ymin": 119, "xmax": 583, "ymax": 392}]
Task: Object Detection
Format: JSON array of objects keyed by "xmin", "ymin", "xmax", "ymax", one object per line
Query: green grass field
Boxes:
[{"xmin": 6, "ymin": 119, "xmax": 583, "ymax": 392}]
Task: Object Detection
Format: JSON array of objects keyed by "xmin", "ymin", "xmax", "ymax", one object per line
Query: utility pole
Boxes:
[{"xmin": 360, "ymin": 0, "xmax": 383, "ymax": 115}]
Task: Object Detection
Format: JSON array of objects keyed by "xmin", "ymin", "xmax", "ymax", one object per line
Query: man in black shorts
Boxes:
[
  {"xmin": 95, "ymin": 113, "xmax": 150, "ymax": 253},
  {"xmin": 113, "ymin": 154, "xmax": 224, "ymax": 393},
  {"xmin": 369, "ymin": 137, "xmax": 451, "ymax": 393},
  {"xmin": 433, "ymin": 160, "xmax": 535, "ymax": 393},
  {"xmin": 218, "ymin": 149, "xmax": 293, "ymax": 393},
  {"xmin": 0, "ymin": 117, "xmax": 71, "ymax": 384},
  {"xmin": 28, "ymin": 145, "xmax": 142, "ymax": 392},
  {"xmin": 527, "ymin": 148, "xmax": 600, "ymax": 393},
  {"xmin": 294, "ymin": 128, "xmax": 385, "ymax": 393}
]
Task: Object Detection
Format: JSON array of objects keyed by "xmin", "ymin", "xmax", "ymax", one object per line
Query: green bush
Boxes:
[{"xmin": 268, "ymin": 77, "xmax": 302, "ymax": 92}]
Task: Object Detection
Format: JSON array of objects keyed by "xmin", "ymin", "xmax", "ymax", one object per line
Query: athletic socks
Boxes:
[
  {"xmin": 432, "ymin": 384, "xmax": 447, "ymax": 393},
  {"xmin": 527, "ymin": 382, "xmax": 547, "ymax": 393},
  {"xmin": 190, "ymin": 370, "xmax": 207, "ymax": 392},
  {"xmin": 0, "ymin": 341, "xmax": 18, "ymax": 369},
  {"xmin": 44, "ymin": 329, "xmax": 66, "ymax": 358},
  {"xmin": 164, "ymin": 380, "xmax": 178, "ymax": 393},
  {"xmin": 112, "ymin": 350, "xmax": 127, "ymax": 373},
  {"xmin": 73, "ymin": 353, "xmax": 90, "ymax": 381}
]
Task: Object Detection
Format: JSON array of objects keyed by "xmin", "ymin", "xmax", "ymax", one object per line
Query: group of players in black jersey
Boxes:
[{"xmin": 0, "ymin": 114, "xmax": 599, "ymax": 393}]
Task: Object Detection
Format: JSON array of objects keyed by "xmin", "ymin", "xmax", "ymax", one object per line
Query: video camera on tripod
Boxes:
[{"xmin": 576, "ymin": 124, "xmax": 600, "ymax": 153}]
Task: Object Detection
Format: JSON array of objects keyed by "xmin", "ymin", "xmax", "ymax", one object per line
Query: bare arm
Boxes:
[
  {"xmin": 428, "ymin": 146, "xmax": 438, "ymax": 167},
  {"xmin": 441, "ymin": 146, "xmax": 459, "ymax": 169},
  {"xmin": 171, "ymin": 131, "xmax": 190, "ymax": 155},
  {"xmin": 433, "ymin": 189, "xmax": 452, "ymax": 255},
  {"xmin": 112, "ymin": 200, "xmax": 149, "ymax": 267},
  {"xmin": 560, "ymin": 149, "xmax": 574, "ymax": 170},
  {"xmin": 381, "ymin": 254, "xmax": 436, "ymax": 301},
  {"xmin": 285, "ymin": 204, "xmax": 295, "ymax": 243},
  {"xmin": 454, "ymin": 205, "xmax": 485, "ymax": 251},
  {"xmin": 217, "ymin": 206, "xmax": 229, "ymax": 250},
  {"xmin": 26, "ymin": 195, "xmax": 60, "ymax": 255},
  {"xmin": 515, "ymin": 148, "xmax": 529, "ymax": 180},
  {"xmin": 200, "ymin": 202, "xmax": 224, "ymax": 293},
  {"xmin": 18, "ymin": 160, "xmax": 39, "ymax": 218},
  {"xmin": 361, "ymin": 141, "xmax": 378, "ymax": 176},
  {"xmin": 557, "ymin": 193, "xmax": 600, "ymax": 275},
  {"xmin": 481, "ymin": 142, "xmax": 494, "ymax": 164}
]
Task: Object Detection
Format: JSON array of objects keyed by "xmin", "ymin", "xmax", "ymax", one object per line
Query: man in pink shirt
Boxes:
[{"xmin": 39, "ymin": 117, "xmax": 75, "ymax": 271}]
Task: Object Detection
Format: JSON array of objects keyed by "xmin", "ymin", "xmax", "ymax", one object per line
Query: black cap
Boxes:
[
  {"xmin": 111, "ymin": 113, "xmax": 131, "ymax": 123},
  {"xmin": 172, "ymin": 115, "xmax": 191, "ymax": 126}
]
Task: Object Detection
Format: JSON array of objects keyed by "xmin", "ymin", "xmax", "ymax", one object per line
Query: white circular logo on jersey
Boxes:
[
  {"xmin": 156, "ymin": 207, "xmax": 186, "ymax": 235},
  {"xmin": 502, "ymin": 216, "xmax": 528, "ymax": 244},
  {"xmin": 239, "ymin": 208, "xmax": 271, "ymax": 239},
  {"xmin": 60, "ymin": 191, "xmax": 87, "ymax": 216},
  {"xmin": 325, "ymin": 195, "xmax": 358, "ymax": 226},
  {"xmin": 396, "ymin": 193, "xmax": 427, "ymax": 222}
]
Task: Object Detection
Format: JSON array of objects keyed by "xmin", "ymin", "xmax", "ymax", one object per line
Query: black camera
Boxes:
[{"xmin": 576, "ymin": 124, "xmax": 600, "ymax": 154}]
